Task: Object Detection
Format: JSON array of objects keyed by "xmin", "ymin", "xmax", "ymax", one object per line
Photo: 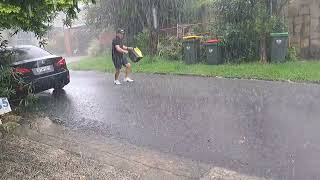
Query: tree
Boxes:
[
  {"xmin": 212, "ymin": 0, "xmax": 288, "ymax": 63},
  {"xmin": 86, "ymin": 0, "xmax": 192, "ymax": 55},
  {"xmin": 0, "ymin": 0, "xmax": 95, "ymax": 38}
]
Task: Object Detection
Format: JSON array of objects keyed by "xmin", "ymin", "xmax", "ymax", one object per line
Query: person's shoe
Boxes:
[
  {"xmin": 124, "ymin": 77, "xmax": 134, "ymax": 82},
  {"xmin": 114, "ymin": 80, "xmax": 121, "ymax": 85}
]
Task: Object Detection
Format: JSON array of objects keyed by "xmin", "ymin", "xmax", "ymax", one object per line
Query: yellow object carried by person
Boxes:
[{"xmin": 129, "ymin": 47, "xmax": 144, "ymax": 63}]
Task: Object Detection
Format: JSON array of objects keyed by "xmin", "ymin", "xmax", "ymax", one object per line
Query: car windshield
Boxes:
[{"xmin": 10, "ymin": 46, "xmax": 51, "ymax": 62}]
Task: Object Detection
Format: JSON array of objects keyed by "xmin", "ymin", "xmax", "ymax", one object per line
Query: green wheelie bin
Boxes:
[
  {"xmin": 270, "ymin": 32, "xmax": 289, "ymax": 63},
  {"xmin": 182, "ymin": 36, "xmax": 201, "ymax": 64},
  {"xmin": 205, "ymin": 39, "xmax": 222, "ymax": 65}
]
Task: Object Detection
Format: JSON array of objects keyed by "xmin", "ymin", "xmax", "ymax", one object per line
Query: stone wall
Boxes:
[{"xmin": 288, "ymin": 0, "xmax": 320, "ymax": 59}]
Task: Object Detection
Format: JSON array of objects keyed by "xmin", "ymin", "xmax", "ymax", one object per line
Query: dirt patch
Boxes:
[{"xmin": 0, "ymin": 137, "xmax": 140, "ymax": 180}]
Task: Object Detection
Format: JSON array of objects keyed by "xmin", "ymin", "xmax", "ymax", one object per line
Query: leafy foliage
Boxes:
[
  {"xmin": 0, "ymin": 121, "xmax": 20, "ymax": 137},
  {"xmin": 286, "ymin": 46, "xmax": 298, "ymax": 62},
  {"xmin": 212, "ymin": 0, "xmax": 288, "ymax": 62},
  {"xmin": 135, "ymin": 29, "xmax": 183, "ymax": 60},
  {"xmin": 0, "ymin": 33, "xmax": 35, "ymax": 105},
  {"xmin": 158, "ymin": 37, "xmax": 183, "ymax": 60},
  {"xmin": 87, "ymin": 0, "xmax": 190, "ymax": 32},
  {"xmin": 86, "ymin": 0, "xmax": 290, "ymax": 62},
  {"xmin": 134, "ymin": 29, "xmax": 151, "ymax": 55},
  {"xmin": 0, "ymin": 32, "xmax": 15, "ymax": 98},
  {"xmin": 0, "ymin": 67, "xmax": 17, "ymax": 98},
  {"xmin": 0, "ymin": 0, "xmax": 95, "ymax": 37},
  {"xmin": 86, "ymin": 0, "xmax": 199, "ymax": 55}
]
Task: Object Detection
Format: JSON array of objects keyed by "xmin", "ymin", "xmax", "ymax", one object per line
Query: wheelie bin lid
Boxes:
[
  {"xmin": 270, "ymin": 32, "xmax": 289, "ymax": 37},
  {"xmin": 133, "ymin": 47, "xmax": 143, "ymax": 58},
  {"xmin": 206, "ymin": 39, "xmax": 221, "ymax": 43},
  {"xmin": 183, "ymin": 35, "xmax": 202, "ymax": 40},
  {"xmin": 129, "ymin": 47, "xmax": 143, "ymax": 63}
]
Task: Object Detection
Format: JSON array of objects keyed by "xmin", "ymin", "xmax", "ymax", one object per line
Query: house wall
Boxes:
[{"xmin": 288, "ymin": 0, "xmax": 320, "ymax": 59}]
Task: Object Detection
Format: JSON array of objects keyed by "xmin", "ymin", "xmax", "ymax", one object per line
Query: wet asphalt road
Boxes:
[{"xmin": 33, "ymin": 71, "xmax": 320, "ymax": 180}]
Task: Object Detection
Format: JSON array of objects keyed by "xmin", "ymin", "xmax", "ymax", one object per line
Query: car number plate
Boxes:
[
  {"xmin": 0, "ymin": 98, "xmax": 12, "ymax": 115},
  {"xmin": 33, "ymin": 65, "xmax": 54, "ymax": 75}
]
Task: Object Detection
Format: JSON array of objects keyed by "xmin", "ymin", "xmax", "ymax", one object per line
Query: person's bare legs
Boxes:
[
  {"xmin": 125, "ymin": 63, "xmax": 132, "ymax": 78},
  {"xmin": 124, "ymin": 63, "xmax": 134, "ymax": 82},
  {"xmin": 115, "ymin": 69, "xmax": 120, "ymax": 81}
]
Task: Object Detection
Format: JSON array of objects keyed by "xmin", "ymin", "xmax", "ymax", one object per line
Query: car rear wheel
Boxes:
[{"xmin": 54, "ymin": 83, "xmax": 65, "ymax": 90}]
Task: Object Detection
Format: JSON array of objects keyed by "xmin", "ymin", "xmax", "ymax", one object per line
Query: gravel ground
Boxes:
[
  {"xmin": 0, "ymin": 114, "xmax": 266, "ymax": 180},
  {"xmin": 0, "ymin": 137, "xmax": 140, "ymax": 180}
]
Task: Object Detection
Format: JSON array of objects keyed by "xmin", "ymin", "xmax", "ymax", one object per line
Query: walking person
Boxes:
[{"xmin": 112, "ymin": 29, "xmax": 134, "ymax": 85}]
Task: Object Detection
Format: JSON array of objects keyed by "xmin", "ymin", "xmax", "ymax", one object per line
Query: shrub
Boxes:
[
  {"xmin": 0, "ymin": 36, "xmax": 35, "ymax": 106},
  {"xmin": 212, "ymin": 0, "xmax": 288, "ymax": 63},
  {"xmin": 134, "ymin": 29, "xmax": 150, "ymax": 55},
  {"xmin": 0, "ymin": 66, "xmax": 17, "ymax": 98},
  {"xmin": 0, "ymin": 121, "xmax": 20, "ymax": 137},
  {"xmin": 0, "ymin": 65, "xmax": 36, "ymax": 106},
  {"xmin": 0, "ymin": 36, "xmax": 16, "ymax": 99},
  {"xmin": 286, "ymin": 46, "xmax": 298, "ymax": 62},
  {"xmin": 158, "ymin": 36, "xmax": 183, "ymax": 61}
]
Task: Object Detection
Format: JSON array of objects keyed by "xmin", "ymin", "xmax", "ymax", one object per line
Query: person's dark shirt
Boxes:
[{"xmin": 112, "ymin": 36, "xmax": 123, "ymax": 60}]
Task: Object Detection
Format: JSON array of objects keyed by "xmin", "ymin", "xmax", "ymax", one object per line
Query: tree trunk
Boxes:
[
  {"xmin": 200, "ymin": 6, "xmax": 208, "ymax": 32},
  {"xmin": 149, "ymin": 29, "xmax": 159, "ymax": 56},
  {"xmin": 260, "ymin": 33, "xmax": 268, "ymax": 63},
  {"xmin": 149, "ymin": 5, "xmax": 159, "ymax": 56}
]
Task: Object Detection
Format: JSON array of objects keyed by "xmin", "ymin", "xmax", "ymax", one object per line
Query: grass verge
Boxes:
[{"xmin": 68, "ymin": 56, "xmax": 320, "ymax": 82}]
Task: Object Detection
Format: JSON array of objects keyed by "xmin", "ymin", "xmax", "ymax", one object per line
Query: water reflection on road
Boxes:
[{"xmin": 29, "ymin": 71, "xmax": 320, "ymax": 180}]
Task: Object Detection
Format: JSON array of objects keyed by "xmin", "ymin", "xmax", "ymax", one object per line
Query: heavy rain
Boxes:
[{"xmin": 1, "ymin": 0, "xmax": 320, "ymax": 179}]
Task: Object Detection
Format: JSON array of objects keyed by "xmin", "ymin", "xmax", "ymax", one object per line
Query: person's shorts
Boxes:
[{"xmin": 112, "ymin": 56, "xmax": 128, "ymax": 70}]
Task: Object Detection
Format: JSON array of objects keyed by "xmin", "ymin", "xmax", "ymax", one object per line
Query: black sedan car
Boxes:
[{"xmin": 1, "ymin": 45, "xmax": 70, "ymax": 93}]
